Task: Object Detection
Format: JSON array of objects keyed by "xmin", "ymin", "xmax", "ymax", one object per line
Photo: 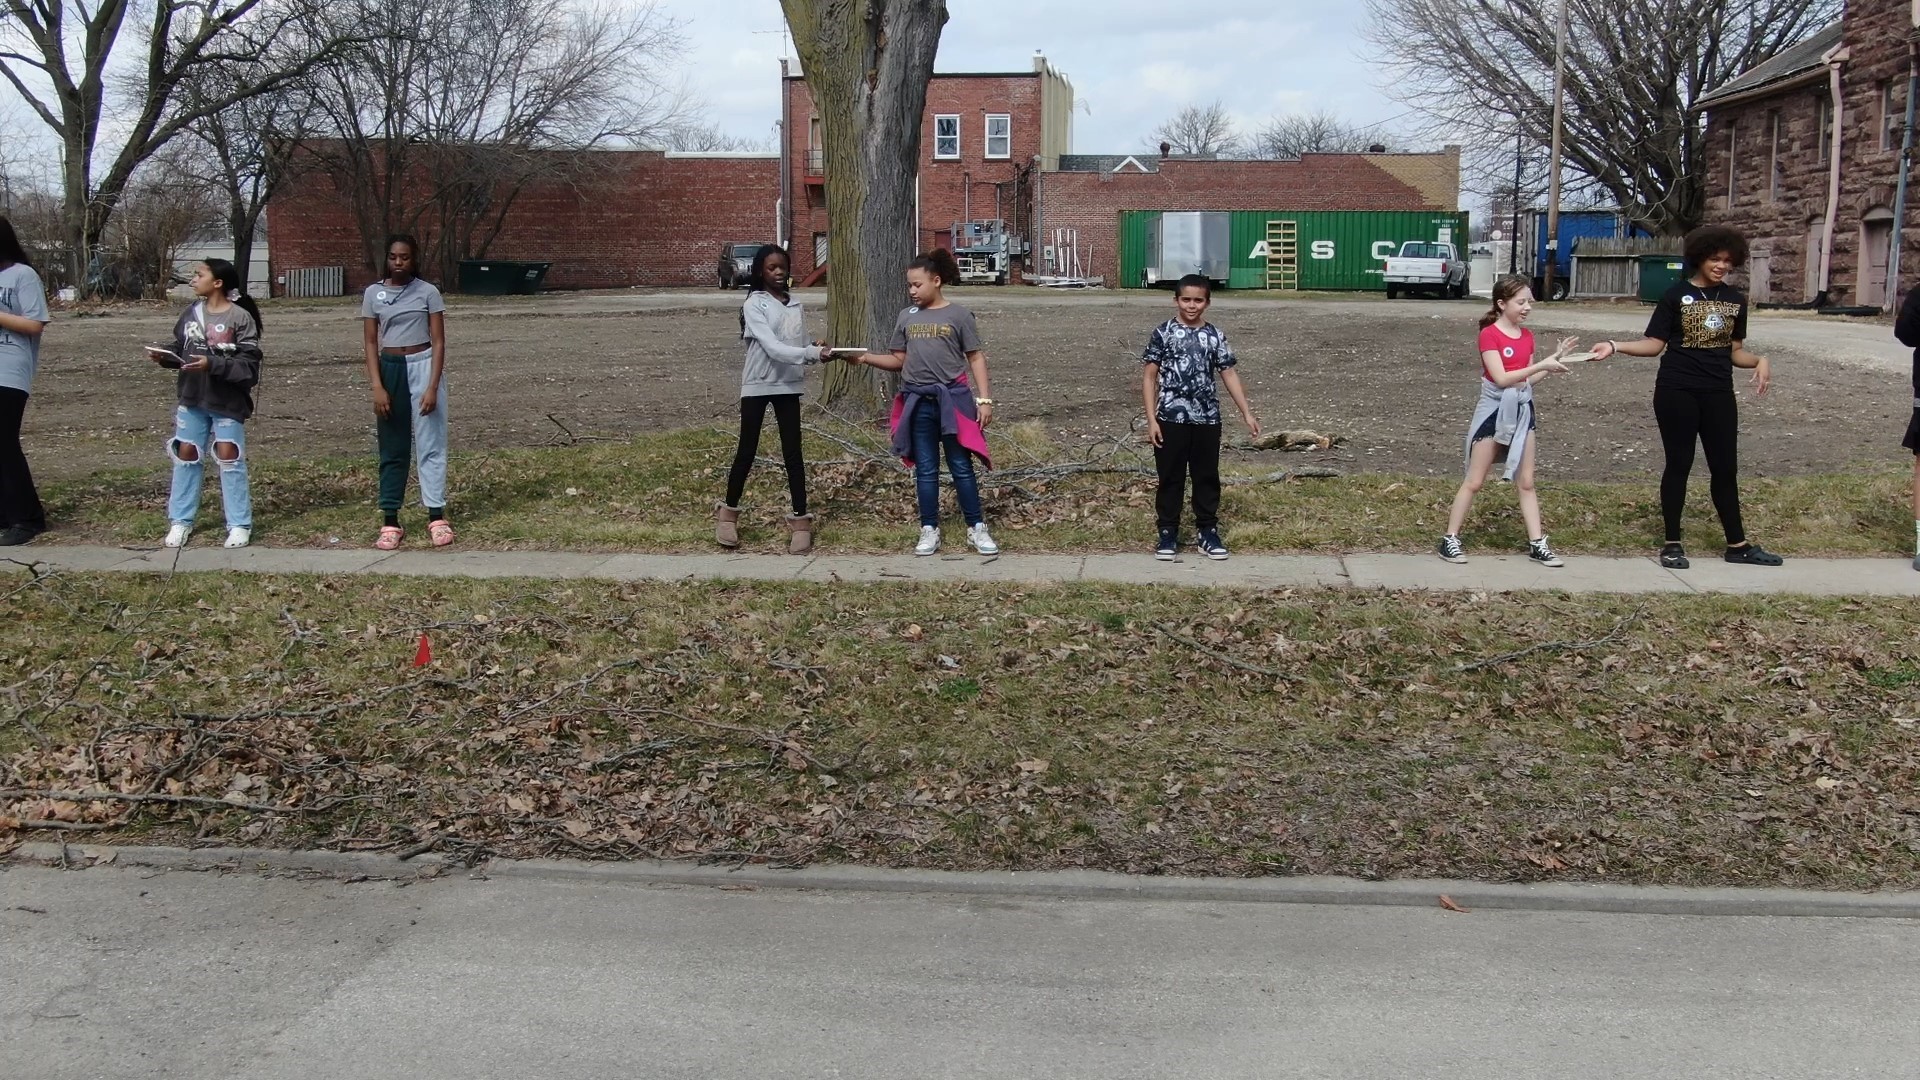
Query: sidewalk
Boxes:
[{"xmin": 9, "ymin": 543, "xmax": 1920, "ymax": 594}]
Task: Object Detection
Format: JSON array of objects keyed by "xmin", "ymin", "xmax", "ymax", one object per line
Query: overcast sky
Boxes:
[{"xmin": 663, "ymin": 0, "xmax": 1409, "ymax": 153}]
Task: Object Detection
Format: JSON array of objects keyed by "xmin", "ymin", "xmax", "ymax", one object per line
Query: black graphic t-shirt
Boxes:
[
  {"xmin": 1143, "ymin": 319, "xmax": 1237, "ymax": 424},
  {"xmin": 1645, "ymin": 280, "xmax": 1748, "ymax": 392}
]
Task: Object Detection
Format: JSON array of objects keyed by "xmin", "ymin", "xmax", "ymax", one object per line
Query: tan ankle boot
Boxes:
[
  {"xmin": 786, "ymin": 513, "xmax": 814, "ymax": 555},
  {"xmin": 715, "ymin": 503, "xmax": 741, "ymax": 548}
]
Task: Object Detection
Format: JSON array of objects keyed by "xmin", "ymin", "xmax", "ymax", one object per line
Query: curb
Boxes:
[
  {"xmin": 12, "ymin": 842, "xmax": 1920, "ymax": 919},
  {"xmin": 11, "ymin": 843, "xmax": 447, "ymax": 880}
]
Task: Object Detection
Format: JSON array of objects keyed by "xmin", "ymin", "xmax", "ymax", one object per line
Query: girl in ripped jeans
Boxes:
[{"xmin": 146, "ymin": 258, "xmax": 263, "ymax": 549}]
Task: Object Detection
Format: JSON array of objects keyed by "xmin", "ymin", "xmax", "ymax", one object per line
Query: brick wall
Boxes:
[
  {"xmin": 1702, "ymin": 0, "xmax": 1914, "ymax": 306},
  {"xmin": 1036, "ymin": 153, "xmax": 1459, "ymax": 284},
  {"xmin": 266, "ymin": 148, "xmax": 778, "ymax": 293},
  {"xmin": 783, "ymin": 72, "xmax": 1046, "ymax": 281}
]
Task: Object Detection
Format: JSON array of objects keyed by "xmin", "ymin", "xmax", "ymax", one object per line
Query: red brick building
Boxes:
[
  {"xmin": 779, "ymin": 57, "xmax": 1073, "ymax": 282},
  {"xmin": 266, "ymin": 148, "xmax": 778, "ymax": 294},
  {"xmin": 268, "ymin": 56, "xmax": 1461, "ymax": 292},
  {"xmin": 1697, "ymin": 0, "xmax": 1916, "ymax": 309},
  {"xmin": 778, "ymin": 55, "xmax": 1461, "ymax": 286}
]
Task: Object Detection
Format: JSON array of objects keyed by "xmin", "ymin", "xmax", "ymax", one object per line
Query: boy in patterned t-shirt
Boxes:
[{"xmin": 1141, "ymin": 275, "xmax": 1261, "ymax": 560}]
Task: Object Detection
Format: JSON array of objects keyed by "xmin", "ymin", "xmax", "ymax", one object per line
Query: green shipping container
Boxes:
[{"xmin": 1117, "ymin": 210, "xmax": 1472, "ymax": 291}]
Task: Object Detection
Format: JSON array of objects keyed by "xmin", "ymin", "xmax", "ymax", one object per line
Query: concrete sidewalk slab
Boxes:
[
  {"xmin": 14, "ymin": 542, "xmax": 1920, "ymax": 597},
  {"xmin": 594, "ymin": 552, "xmax": 806, "ymax": 582},
  {"xmin": 1671, "ymin": 557, "xmax": 1920, "ymax": 596},
  {"xmin": 1343, "ymin": 553, "xmax": 1692, "ymax": 593},
  {"xmin": 371, "ymin": 550, "xmax": 615, "ymax": 579},
  {"xmin": 1081, "ymin": 554, "xmax": 1350, "ymax": 588},
  {"xmin": 3, "ymin": 546, "xmax": 143, "ymax": 572},
  {"xmin": 800, "ymin": 553, "xmax": 1086, "ymax": 584}
]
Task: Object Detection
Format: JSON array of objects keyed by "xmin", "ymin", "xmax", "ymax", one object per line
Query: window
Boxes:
[
  {"xmin": 1817, "ymin": 94, "xmax": 1832, "ymax": 163},
  {"xmin": 984, "ymin": 114, "xmax": 1011, "ymax": 159},
  {"xmin": 933, "ymin": 114, "xmax": 960, "ymax": 159},
  {"xmin": 1726, "ymin": 120, "xmax": 1737, "ymax": 204},
  {"xmin": 1767, "ymin": 110, "xmax": 1782, "ymax": 201},
  {"xmin": 1882, "ymin": 82, "xmax": 1902, "ymax": 152}
]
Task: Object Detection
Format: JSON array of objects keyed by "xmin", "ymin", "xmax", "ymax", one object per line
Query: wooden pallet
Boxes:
[{"xmin": 1265, "ymin": 219, "xmax": 1299, "ymax": 291}]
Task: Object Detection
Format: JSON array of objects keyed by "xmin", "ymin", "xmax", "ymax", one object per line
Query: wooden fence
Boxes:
[{"xmin": 1571, "ymin": 237, "xmax": 1679, "ymax": 299}]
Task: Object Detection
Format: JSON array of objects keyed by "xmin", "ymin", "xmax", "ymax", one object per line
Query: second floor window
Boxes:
[
  {"xmin": 985, "ymin": 114, "xmax": 1011, "ymax": 159},
  {"xmin": 1816, "ymin": 94, "xmax": 1832, "ymax": 163},
  {"xmin": 1767, "ymin": 110, "xmax": 1782, "ymax": 201},
  {"xmin": 934, "ymin": 115, "xmax": 960, "ymax": 159}
]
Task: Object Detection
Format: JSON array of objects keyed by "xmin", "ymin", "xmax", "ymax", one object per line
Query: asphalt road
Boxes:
[{"xmin": 3, "ymin": 863, "xmax": 1918, "ymax": 1079}]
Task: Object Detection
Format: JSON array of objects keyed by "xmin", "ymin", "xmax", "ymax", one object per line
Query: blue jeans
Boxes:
[
  {"xmin": 167, "ymin": 406, "xmax": 252, "ymax": 529},
  {"xmin": 909, "ymin": 396, "xmax": 982, "ymax": 528}
]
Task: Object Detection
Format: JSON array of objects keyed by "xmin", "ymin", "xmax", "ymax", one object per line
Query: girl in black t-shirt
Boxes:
[{"xmin": 1591, "ymin": 226, "xmax": 1780, "ymax": 570}]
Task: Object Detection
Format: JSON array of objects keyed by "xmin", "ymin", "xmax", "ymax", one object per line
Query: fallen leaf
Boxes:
[
  {"xmin": 1438, "ymin": 894, "xmax": 1470, "ymax": 913},
  {"xmin": 1015, "ymin": 759, "xmax": 1050, "ymax": 774},
  {"xmin": 563, "ymin": 819, "xmax": 592, "ymax": 837},
  {"xmin": 1813, "ymin": 777, "xmax": 1840, "ymax": 790}
]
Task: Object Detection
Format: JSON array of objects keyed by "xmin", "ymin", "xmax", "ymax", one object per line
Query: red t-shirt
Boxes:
[{"xmin": 1478, "ymin": 324, "xmax": 1534, "ymax": 382}]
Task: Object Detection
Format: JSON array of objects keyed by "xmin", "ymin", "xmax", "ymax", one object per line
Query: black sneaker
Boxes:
[
  {"xmin": 1724, "ymin": 542, "xmax": 1783, "ymax": 566},
  {"xmin": 1154, "ymin": 527, "xmax": 1178, "ymax": 561},
  {"xmin": 1436, "ymin": 534, "xmax": 1466, "ymax": 564},
  {"xmin": 1197, "ymin": 529, "xmax": 1229, "ymax": 560},
  {"xmin": 1527, "ymin": 536, "xmax": 1564, "ymax": 568},
  {"xmin": 1660, "ymin": 543, "xmax": 1689, "ymax": 569},
  {"xmin": 0, "ymin": 524, "xmax": 42, "ymax": 547}
]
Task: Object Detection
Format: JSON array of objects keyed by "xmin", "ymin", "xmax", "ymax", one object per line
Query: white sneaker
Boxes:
[
  {"xmin": 163, "ymin": 523, "xmax": 191, "ymax": 548},
  {"xmin": 914, "ymin": 525, "xmax": 941, "ymax": 556},
  {"xmin": 967, "ymin": 523, "xmax": 999, "ymax": 556},
  {"xmin": 224, "ymin": 526, "xmax": 252, "ymax": 549}
]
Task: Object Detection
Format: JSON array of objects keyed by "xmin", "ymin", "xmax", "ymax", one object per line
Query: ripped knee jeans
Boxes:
[{"xmin": 167, "ymin": 406, "xmax": 252, "ymax": 529}]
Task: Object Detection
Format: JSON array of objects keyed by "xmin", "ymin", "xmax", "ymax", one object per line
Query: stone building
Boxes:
[{"xmin": 1696, "ymin": 0, "xmax": 1915, "ymax": 309}]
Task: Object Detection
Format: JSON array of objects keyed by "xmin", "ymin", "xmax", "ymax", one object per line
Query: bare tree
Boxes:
[
  {"xmin": 780, "ymin": 0, "xmax": 947, "ymax": 411},
  {"xmin": 1246, "ymin": 110, "xmax": 1388, "ymax": 159},
  {"xmin": 1146, "ymin": 101, "xmax": 1240, "ymax": 158},
  {"xmin": 665, "ymin": 121, "xmax": 773, "ymax": 153},
  {"xmin": 173, "ymin": 74, "xmax": 322, "ymax": 291},
  {"xmin": 1362, "ymin": 0, "xmax": 1841, "ymax": 234},
  {"xmin": 302, "ymin": 0, "xmax": 690, "ymax": 283},
  {"xmin": 0, "ymin": 0, "xmax": 356, "ymax": 292},
  {"xmin": 100, "ymin": 161, "xmax": 224, "ymax": 298}
]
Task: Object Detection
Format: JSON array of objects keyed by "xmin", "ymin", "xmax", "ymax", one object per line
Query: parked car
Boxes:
[
  {"xmin": 1382, "ymin": 241, "xmax": 1469, "ymax": 299},
  {"xmin": 716, "ymin": 242, "xmax": 768, "ymax": 289}
]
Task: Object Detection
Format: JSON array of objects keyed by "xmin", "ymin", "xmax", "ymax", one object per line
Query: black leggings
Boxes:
[
  {"xmin": 0, "ymin": 387, "xmax": 45, "ymax": 531},
  {"xmin": 1653, "ymin": 386, "xmax": 1744, "ymax": 546},
  {"xmin": 724, "ymin": 393, "xmax": 806, "ymax": 515}
]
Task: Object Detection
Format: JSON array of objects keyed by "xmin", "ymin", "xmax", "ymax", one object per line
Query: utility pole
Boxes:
[
  {"xmin": 1542, "ymin": 0, "xmax": 1570, "ymax": 302},
  {"xmin": 1511, "ymin": 123, "xmax": 1524, "ymax": 277}
]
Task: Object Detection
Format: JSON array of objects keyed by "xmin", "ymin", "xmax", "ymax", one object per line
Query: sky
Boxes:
[{"xmin": 664, "ymin": 0, "xmax": 1409, "ymax": 154}]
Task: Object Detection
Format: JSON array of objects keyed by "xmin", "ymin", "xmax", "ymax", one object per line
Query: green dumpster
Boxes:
[
  {"xmin": 457, "ymin": 260, "xmax": 551, "ymax": 295},
  {"xmin": 1637, "ymin": 254, "xmax": 1686, "ymax": 303}
]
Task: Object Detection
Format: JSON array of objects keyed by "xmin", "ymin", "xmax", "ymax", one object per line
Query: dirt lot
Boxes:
[{"xmin": 20, "ymin": 288, "xmax": 1910, "ymax": 484}]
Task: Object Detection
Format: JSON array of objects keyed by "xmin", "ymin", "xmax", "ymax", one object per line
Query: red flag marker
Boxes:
[{"xmin": 413, "ymin": 633, "xmax": 432, "ymax": 667}]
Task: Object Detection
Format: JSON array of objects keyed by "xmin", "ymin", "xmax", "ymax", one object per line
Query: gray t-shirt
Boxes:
[
  {"xmin": 890, "ymin": 304, "xmax": 982, "ymax": 386},
  {"xmin": 361, "ymin": 278, "xmax": 446, "ymax": 349},
  {"xmin": 0, "ymin": 263, "xmax": 50, "ymax": 393}
]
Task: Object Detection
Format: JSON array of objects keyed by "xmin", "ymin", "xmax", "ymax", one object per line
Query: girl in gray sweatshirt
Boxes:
[{"xmin": 716, "ymin": 245, "xmax": 831, "ymax": 554}]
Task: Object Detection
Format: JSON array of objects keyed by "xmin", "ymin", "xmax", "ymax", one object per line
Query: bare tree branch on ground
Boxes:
[{"xmin": 1362, "ymin": 0, "xmax": 1841, "ymax": 233}]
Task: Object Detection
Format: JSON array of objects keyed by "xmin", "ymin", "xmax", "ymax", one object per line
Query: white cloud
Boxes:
[{"xmin": 652, "ymin": 0, "xmax": 1407, "ymax": 152}]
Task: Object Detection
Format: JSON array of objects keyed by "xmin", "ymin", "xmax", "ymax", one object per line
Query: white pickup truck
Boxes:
[{"xmin": 1383, "ymin": 241, "xmax": 1469, "ymax": 300}]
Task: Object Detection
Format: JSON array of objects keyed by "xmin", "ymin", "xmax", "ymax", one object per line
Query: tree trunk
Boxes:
[
  {"xmin": 231, "ymin": 209, "xmax": 257, "ymax": 293},
  {"xmin": 781, "ymin": 0, "xmax": 947, "ymax": 412}
]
